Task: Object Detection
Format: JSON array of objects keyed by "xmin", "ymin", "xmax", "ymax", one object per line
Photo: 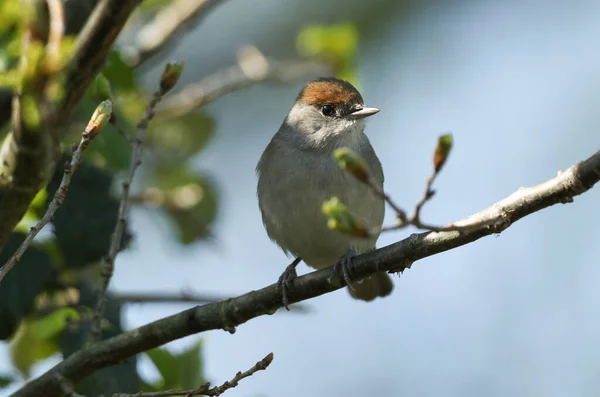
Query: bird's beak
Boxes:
[{"xmin": 345, "ymin": 106, "xmax": 381, "ymax": 120}]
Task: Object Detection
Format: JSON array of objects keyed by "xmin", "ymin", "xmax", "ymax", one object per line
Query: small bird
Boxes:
[{"xmin": 256, "ymin": 77, "xmax": 393, "ymax": 307}]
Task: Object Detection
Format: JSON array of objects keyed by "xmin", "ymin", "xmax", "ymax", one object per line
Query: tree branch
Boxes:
[
  {"xmin": 157, "ymin": 46, "xmax": 331, "ymax": 118},
  {"xmin": 113, "ymin": 291, "xmax": 309, "ymax": 312},
  {"xmin": 91, "ymin": 63, "xmax": 183, "ymax": 340},
  {"xmin": 125, "ymin": 0, "xmax": 226, "ymax": 68},
  {"xmin": 0, "ymin": 0, "xmax": 65, "ymax": 250},
  {"xmin": 0, "ymin": 0, "xmax": 139, "ymax": 249},
  {"xmin": 11, "ymin": 150, "xmax": 600, "ymax": 397},
  {"xmin": 0, "ymin": 101, "xmax": 112, "ymax": 282},
  {"xmin": 56, "ymin": 0, "xmax": 140, "ymax": 129}
]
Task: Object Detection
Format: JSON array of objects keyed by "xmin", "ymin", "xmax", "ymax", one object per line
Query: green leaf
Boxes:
[
  {"xmin": 14, "ymin": 188, "xmax": 48, "ymax": 233},
  {"xmin": 177, "ymin": 340, "xmax": 204, "ymax": 390},
  {"xmin": 296, "ymin": 23, "xmax": 359, "ymax": 84},
  {"xmin": 0, "ymin": 233, "xmax": 54, "ymax": 340},
  {"xmin": 147, "ymin": 111, "xmax": 215, "ymax": 161},
  {"xmin": 102, "ymin": 50, "xmax": 136, "ymax": 92},
  {"xmin": 146, "ymin": 340, "xmax": 204, "ymax": 390},
  {"xmin": 10, "ymin": 308, "xmax": 78, "ymax": 378},
  {"xmin": 152, "ymin": 166, "xmax": 219, "ymax": 244},
  {"xmin": 145, "ymin": 347, "xmax": 178, "ymax": 388},
  {"xmin": 45, "ymin": 154, "xmax": 132, "ymax": 269},
  {"xmin": 29, "ymin": 308, "xmax": 80, "ymax": 339}
]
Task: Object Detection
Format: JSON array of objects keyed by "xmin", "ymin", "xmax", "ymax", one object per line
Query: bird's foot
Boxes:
[
  {"xmin": 277, "ymin": 257, "xmax": 301, "ymax": 311},
  {"xmin": 333, "ymin": 250, "xmax": 357, "ymax": 289}
]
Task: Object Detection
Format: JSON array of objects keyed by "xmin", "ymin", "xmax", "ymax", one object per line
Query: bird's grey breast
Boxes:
[{"xmin": 257, "ymin": 133, "xmax": 384, "ymax": 268}]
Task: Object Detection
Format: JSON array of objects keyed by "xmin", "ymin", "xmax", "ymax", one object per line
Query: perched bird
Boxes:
[{"xmin": 256, "ymin": 77, "xmax": 393, "ymax": 307}]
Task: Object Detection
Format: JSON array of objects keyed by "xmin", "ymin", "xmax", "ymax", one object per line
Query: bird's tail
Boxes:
[{"xmin": 348, "ymin": 272, "xmax": 393, "ymax": 301}]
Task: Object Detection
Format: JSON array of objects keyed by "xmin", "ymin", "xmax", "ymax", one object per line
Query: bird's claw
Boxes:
[
  {"xmin": 277, "ymin": 259, "xmax": 300, "ymax": 311},
  {"xmin": 333, "ymin": 251, "xmax": 356, "ymax": 289}
]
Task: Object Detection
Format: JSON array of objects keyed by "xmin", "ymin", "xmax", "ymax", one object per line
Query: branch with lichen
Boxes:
[
  {"xmin": 11, "ymin": 149, "xmax": 599, "ymax": 397},
  {"xmin": 0, "ymin": 0, "xmax": 140, "ymax": 249},
  {"xmin": 90, "ymin": 62, "xmax": 184, "ymax": 341},
  {"xmin": 0, "ymin": 100, "xmax": 112, "ymax": 283}
]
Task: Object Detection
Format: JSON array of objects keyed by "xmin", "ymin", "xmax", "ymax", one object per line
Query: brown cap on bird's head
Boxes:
[
  {"xmin": 296, "ymin": 77, "xmax": 379, "ymax": 119},
  {"xmin": 297, "ymin": 77, "xmax": 364, "ymax": 106}
]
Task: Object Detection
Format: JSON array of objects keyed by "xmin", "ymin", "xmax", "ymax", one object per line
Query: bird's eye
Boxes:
[{"xmin": 321, "ymin": 104, "xmax": 335, "ymax": 117}]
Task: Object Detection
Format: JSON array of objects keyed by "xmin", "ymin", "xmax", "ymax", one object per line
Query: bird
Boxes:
[{"xmin": 256, "ymin": 76, "xmax": 393, "ymax": 308}]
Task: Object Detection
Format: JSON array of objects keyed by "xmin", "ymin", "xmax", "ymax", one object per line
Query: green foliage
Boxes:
[
  {"xmin": 297, "ymin": 23, "xmax": 359, "ymax": 84},
  {"xmin": 44, "ymin": 153, "xmax": 132, "ymax": 269},
  {"xmin": 88, "ymin": 73, "xmax": 114, "ymax": 102},
  {"xmin": 147, "ymin": 111, "xmax": 215, "ymax": 162},
  {"xmin": 15, "ymin": 188, "xmax": 48, "ymax": 233},
  {"xmin": 145, "ymin": 340, "xmax": 205, "ymax": 390},
  {"xmin": 0, "ymin": 0, "xmax": 26, "ymax": 75},
  {"xmin": 0, "ymin": 233, "xmax": 54, "ymax": 340},
  {"xmin": 10, "ymin": 308, "xmax": 79, "ymax": 378},
  {"xmin": 102, "ymin": 51, "xmax": 137, "ymax": 92},
  {"xmin": 20, "ymin": 95, "xmax": 41, "ymax": 129}
]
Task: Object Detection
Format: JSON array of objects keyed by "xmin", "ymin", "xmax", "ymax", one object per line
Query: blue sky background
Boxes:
[{"xmin": 2, "ymin": 0, "xmax": 600, "ymax": 396}]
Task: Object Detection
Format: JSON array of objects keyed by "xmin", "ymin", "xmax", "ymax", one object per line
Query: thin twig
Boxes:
[
  {"xmin": 378, "ymin": 167, "xmax": 461, "ymax": 233},
  {"xmin": 91, "ymin": 63, "xmax": 183, "ymax": 341},
  {"xmin": 365, "ymin": 177, "xmax": 409, "ymax": 224},
  {"xmin": 113, "ymin": 353, "xmax": 274, "ymax": 397},
  {"xmin": 412, "ymin": 173, "xmax": 438, "ymax": 224},
  {"xmin": 379, "ymin": 168, "xmax": 473, "ymax": 233},
  {"xmin": 11, "ymin": 150, "xmax": 600, "ymax": 397},
  {"xmin": 110, "ymin": 115, "xmax": 133, "ymax": 145},
  {"xmin": 367, "ymin": 134, "xmax": 471, "ymax": 233},
  {"xmin": 0, "ymin": 101, "xmax": 112, "ymax": 283},
  {"xmin": 126, "ymin": 0, "xmax": 226, "ymax": 68},
  {"xmin": 158, "ymin": 46, "xmax": 330, "ymax": 118}
]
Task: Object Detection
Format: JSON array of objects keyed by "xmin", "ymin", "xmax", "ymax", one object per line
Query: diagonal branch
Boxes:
[
  {"xmin": 126, "ymin": 0, "xmax": 226, "ymax": 68},
  {"xmin": 113, "ymin": 291, "xmax": 309, "ymax": 312},
  {"xmin": 11, "ymin": 150, "xmax": 600, "ymax": 397},
  {"xmin": 56, "ymin": 0, "xmax": 140, "ymax": 128}
]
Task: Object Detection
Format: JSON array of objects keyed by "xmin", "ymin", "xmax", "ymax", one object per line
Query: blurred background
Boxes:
[{"xmin": 2, "ymin": 0, "xmax": 600, "ymax": 396}]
